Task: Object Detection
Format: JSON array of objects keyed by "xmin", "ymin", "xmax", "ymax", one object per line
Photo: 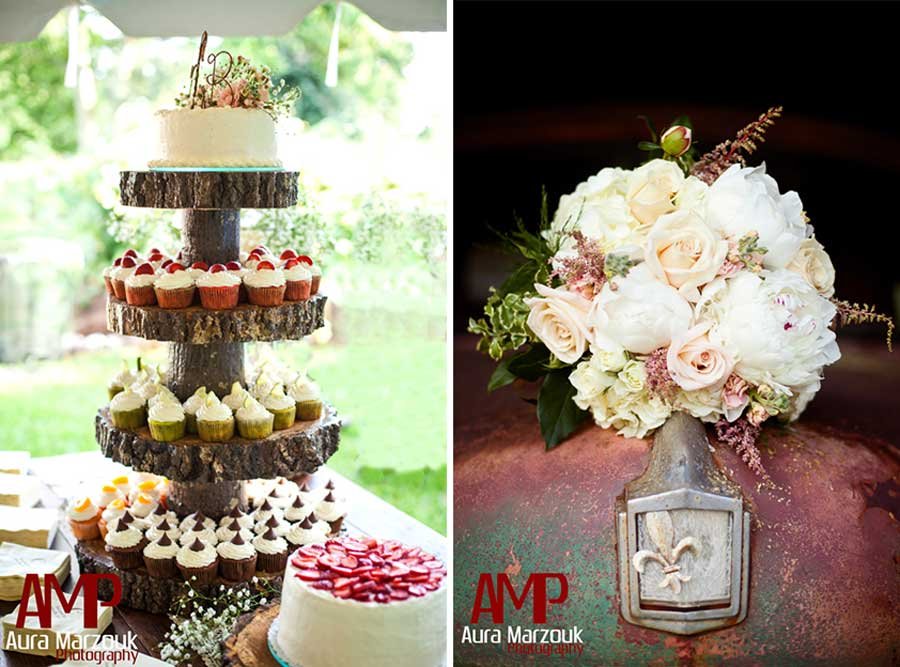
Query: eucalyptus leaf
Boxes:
[{"xmin": 537, "ymin": 368, "xmax": 590, "ymax": 449}]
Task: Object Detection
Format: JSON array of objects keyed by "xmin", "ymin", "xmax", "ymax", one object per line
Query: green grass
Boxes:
[{"xmin": 0, "ymin": 339, "xmax": 446, "ymax": 534}]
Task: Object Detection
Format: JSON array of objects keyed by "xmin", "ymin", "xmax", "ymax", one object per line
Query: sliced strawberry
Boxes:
[
  {"xmin": 390, "ymin": 589, "xmax": 410, "ymax": 600},
  {"xmin": 134, "ymin": 262, "xmax": 155, "ymax": 276},
  {"xmin": 351, "ymin": 580, "xmax": 376, "ymax": 594},
  {"xmin": 368, "ymin": 553, "xmax": 384, "ymax": 565},
  {"xmin": 387, "ymin": 565, "xmax": 410, "ymax": 578},
  {"xmin": 161, "ymin": 259, "xmax": 173, "ymax": 270},
  {"xmin": 280, "ymin": 249, "xmax": 297, "ymax": 260},
  {"xmin": 256, "ymin": 260, "xmax": 276, "ymax": 271},
  {"xmin": 121, "ymin": 256, "xmax": 137, "ymax": 268},
  {"xmin": 343, "ymin": 539, "xmax": 369, "ymax": 552},
  {"xmin": 225, "ymin": 261, "xmax": 242, "ymax": 271},
  {"xmin": 167, "ymin": 262, "xmax": 185, "ymax": 273},
  {"xmin": 295, "ymin": 569, "xmax": 322, "ymax": 581},
  {"xmin": 352, "ymin": 592, "xmax": 373, "ymax": 602},
  {"xmin": 333, "ymin": 577, "xmax": 358, "ymax": 589},
  {"xmin": 329, "ymin": 564, "xmax": 354, "ymax": 576},
  {"xmin": 374, "ymin": 593, "xmax": 389, "ymax": 604},
  {"xmin": 408, "ymin": 584, "xmax": 426, "ymax": 597},
  {"xmin": 298, "ymin": 545, "xmax": 325, "ymax": 558},
  {"xmin": 124, "ymin": 249, "xmax": 138, "ymax": 258},
  {"xmin": 209, "ymin": 263, "xmax": 227, "ymax": 273},
  {"xmin": 284, "ymin": 258, "xmax": 299, "ymax": 270},
  {"xmin": 148, "ymin": 252, "xmax": 165, "ymax": 262},
  {"xmin": 297, "ymin": 255, "xmax": 314, "ymax": 266},
  {"xmin": 423, "ymin": 560, "xmax": 443, "ymax": 569},
  {"xmin": 333, "ymin": 586, "xmax": 352, "ymax": 599},
  {"xmin": 311, "ymin": 580, "xmax": 334, "ymax": 590},
  {"xmin": 409, "ymin": 565, "xmax": 430, "ymax": 576},
  {"xmin": 340, "ymin": 555, "xmax": 359, "ymax": 569},
  {"xmin": 423, "ymin": 582, "xmax": 439, "ymax": 591},
  {"xmin": 113, "ymin": 257, "xmax": 122, "ymax": 267},
  {"xmin": 350, "ymin": 565, "xmax": 374, "ymax": 577},
  {"xmin": 316, "ymin": 554, "xmax": 336, "ymax": 570},
  {"xmin": 252, "ymin": 245, "xmax": 271, "ymax": 254},
  {"xmin": 392, "ymin": 581, "xmax": 411, "ymax": 589},
  {"xmin": 190, "ymin": 261, "xmax": 208, "ymax": 271},
  {"xmin": 149, "ymin": 248, "xmax": 163, "ymax": 255}
]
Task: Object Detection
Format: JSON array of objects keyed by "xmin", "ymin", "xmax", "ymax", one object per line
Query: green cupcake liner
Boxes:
[
  {"xmin": 197, "ymin": 418, "xmax": 235, "ymax": 442},
  {"xmin": 149, "ymin": 418, "xmax": 186, "ymax": 442},
  {"xmin": 185, "ymin": 412, "xmax": 198, "ymax": 435},
  {"xmin": 270, "ymin": 405, "xmax": 296, "ymax": 430},
  {"xmin": 107, "ymin": 385, "xmax": 124, "ymax": 401},
  {"xmin": 110, "ymin": 406, "xmax": 147, "ymax": 430},
  {"xmin": 296, "ymin": 400, "xmax": 323, "ymax": 421},
  {"xmin": 237, "ymin": 415, "xmax": 274, "ymax": 439}
]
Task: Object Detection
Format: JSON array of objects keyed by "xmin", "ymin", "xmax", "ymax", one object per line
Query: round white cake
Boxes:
[
  {"xmin": 148, "ymin": 107, "xmax": 281, "ymax": 168},
  {"xmin": 276, "ymin": 537, "xmax": 447, "ymax": 667}
]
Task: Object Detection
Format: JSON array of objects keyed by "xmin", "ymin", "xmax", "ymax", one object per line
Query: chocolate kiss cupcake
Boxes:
[
  {"xmin": 283, "ymin": 495, "xmax": 307, "ymax": 522},
  {"xmin": 143, "ymin": 533, "xmax": 179, "ymax": 578},
  {"xmin": 252, "ymin": 527, "xmax": 288, "ymax": 573},
  {"xmin": 104, "ymin": 520, "xmax": 146, "ymax": 570},
  {"xmin": 217, "ymin": 532, "xmax": 257, "ymax": 582},
  {"xmin": 220, "ymin": 505, "xmax": 252, "ymax": 529},
  {"xmin": 315, "ymin": 491, "xmax": 346, "ymax": 535},
  {"xmin": 179, "ymin": 520, "xmax": 218, "ymax": 546},
  {"xmin": 176, "ymin": 537, "xmax": 218, "ymax": 585}
]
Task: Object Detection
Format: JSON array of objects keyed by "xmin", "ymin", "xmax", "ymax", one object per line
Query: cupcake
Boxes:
[
  {"xmin": 103, "ymin": 258, "xmax": 120, "ymax": 296},
  {"xmin": 218, "ymin": 506, "xmax": 254, "ymax": 530},
  {"xmin": 104, "ymin": 521, "xmax": 146, "ymax": 570},
  {"xmin": 107, "ymin": 362, "xmax": 135, "ymax": 401},
  {"xmin": 250, "ymin": 373, "xmax": 279, "ymax": 401},
  {"xmin": 285, "ymin": 515, "xmax": 329, "ymax": 548},
  {"xmin": 282, "ymin": 257, "xmax": 312, "ymax": 301},
  {"xmin": 112, "ymin": 475, "xmax": 132, "ymax": 496},
  {"xmin": 283, "ymin": 495, "xmax": 310, "ymax": 523},
  {"xmin": 217, "ymin": 532, "xmax": 258, "ymax": 582},
  {"xmin": 148, "ymin": 399, "xmax": 186, "ymax": 442},
  {"xmin": 133, "ymin": 477, "xmax": 166, "ymax": 504},
  {"xmin": 124, "ymin": 262, "xmax": 158, "ymax": 306},
  {"xmin": 182, "ymin": 386, "xmax": 207, "ymax": 435},
  {"xmin": 236, "ymin": 396, "xmax": 275, "ymax": 439},
  {"xmin": 107, "ymin": 510, "xmax": 151, "ymax": 533},
  {"xmin": 176, "ymin": 538, "xmax": 219, "ymax": 585},
  {"xmin": 68, "ymin": 497, "xmax": 101, "ymax": 541},
  {"xmin": 262, "ymin": 386, "xmax": 296, "ymax": 430},
  {"xmin": 96, "ymin": 484, "xmax": 122, "ymax": 509},
  {"xmin": 216, "ymin": 518, "xmax": 254, "ymax": 543},
  {"xmin": 189, "ymin": 261, "xmax": 209, "ymax": 283},
  {"xmin": 289, "ymin": 375, "xmax": 323, "ymax": 421},
  {"xmin": 154, "ymin": 262, "xmax": 195, "ymax": 309},
  {"xmin": 298, "ymin": 255, "xmax": 321, "ymax": 295},
  {"xmin": 130, "ymin": 492, "xmax": 157, "ymax": 519},
  {"xmin": 316, "ymin": 491, "xmax": 348, "ymax": 534},
  {"xmin": 196, "ymin": 394, "xmax": 234, "ymax": 442},
  {"xmin": 252, "ymin": 528, "xmax": 288, "ymax": 573},
  {"xmin": 143, "ymin": 534, "xmax": 179, "ymax": 578},
  {"xmin": 148, "ymin": 386, "xmax": 178, "ymax": 410},
  {"xmin": 222, "ymin": 381, "xmax": 250, "ymax": 413},
  {"xmin": 196, "ymin": 264, "xmax": 240, "ymax": 310},
  {"xmin": 254, "ymin": 514, "xmax": 289, "ymax": 538},
  {"xmin": 244, "ymin": 260, "xmax": 286, "ymax": 307},
  {"xmin": 263, "ymin": 485, "xmax": 293, "ymax": 510},
  {"xmin": 99, "ymin": 497, "xmax": 127, "ymax": 539},
  {"xmin": 109, "ymin": 388, "xmax": 146, "ymax": 430},
  {"xmin": 225, "ymin": 261, "xmax": 248, "ymax": 303},
  {"xmin": 178, "ymin": 521, "xmax": 218, "ymax": 546},
  {"xmin": 146, "ymin": 518, "xmax": 181, "ymax": 543},
  {"xmin": 180, "ymin": 511, "xmax": 216, "ymax": 532},
  {"xmin": 252, "ymin": 499, "xmax": 282, "ymax": 525},
  {"xmin": 111, "ymin": 255, "xmax": 138, "ymax": 300}
]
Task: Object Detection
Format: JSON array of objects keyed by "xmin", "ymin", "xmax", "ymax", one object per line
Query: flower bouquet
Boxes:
[{"xmin": 469, "ymin": 108, "xmax": 893, "ymax": 471}]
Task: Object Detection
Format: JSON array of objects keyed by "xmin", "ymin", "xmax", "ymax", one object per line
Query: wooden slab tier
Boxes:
[
  {"xmin": 95, "ymin": 406, "xmax": 341, "ymax": 482},
  {"xmin": 107, "ymin": 294, "xmax": 326, "ymax": 343},
  {"xmin": 120, "ymin": 170, "xmax": 299, "ymax": 209},
  {"xmin": 75, "ymin": 538, "xmax": 282, "ymax": 615}
]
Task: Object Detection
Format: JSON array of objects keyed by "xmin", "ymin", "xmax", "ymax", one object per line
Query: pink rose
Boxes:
[
  {"xmin": 721, "ymin": 374, "xmax": 750, "ymax": 421},
  {"xmin": 524, "ymin": 283, "xmax": 592, "ymax": 364},
  {"xmin": 666, "ymin": 322, "xmax": 734, "ymax": 391},
  {"xmin": 216, "ymin": 79, "xmax": 247, "ymax": 108}
]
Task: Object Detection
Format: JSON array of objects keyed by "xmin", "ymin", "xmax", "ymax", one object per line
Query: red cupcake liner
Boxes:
[
  {"xmin": 238, "ymin": 283, "xmax": 248, "ymax": 304},
  {"xmin": 125, "ymin": 284, "xmax": 157, "ymax": 306},
  {"xmin": 112, "ymin": 279, "xmax": 127, "ymax": 301},
  {"xmin": 310, "ymin": 275, "xmax": 321, "ymax": 295},
  {"xmin": 103, "ymin": 276, "xmax": 114, "ymax": 295},
  {"xmin": 285, "ymin": 280, "xmax": 311, "ymax": 301},
  {"xmin": 247, "ymin": 284, "xmax": 286, "ymax": 307},
  {"xmin": 199, "ymin": 285, "xmax": 239, "ymax": 310},
  {"xmin": 155, "ymin": 286, "xmax": 195, "ymax": 309}
]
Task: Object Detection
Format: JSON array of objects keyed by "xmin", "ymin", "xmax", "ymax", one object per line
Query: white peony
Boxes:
[
  {"xmin": 525, "ymin": 284, "xmax": 592, "ymax": 364},
  {"xmin": 786, "ymin": 237, "xmax": 835, "ymax": 297},
  {"xmin": 705, "ymin": 163, "xmax": 809, "ymax": 268},
  {"xmin": 644, "ymin": 209, "xmax": 728, "ymax": 301},
  {"xmin": 591, "ymin": 263, "xmax": 693, "ymax": 355},
  {"xmin": 698, "ymin": 270, "xmax": 840, "ymax": 391},
  {"xmin": 784, "ymin": 378, "xmax": 822, "ymax": 421},
  {"xmin": 626, "ymin": 159, "xmax": 685, "ymax": 227}
]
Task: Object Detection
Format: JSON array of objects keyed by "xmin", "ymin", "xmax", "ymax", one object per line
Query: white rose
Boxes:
[
  {"xmin": 603, "ymin": 393, "xmax": 671, "ymax": 439},
  {"xmin": 698, "ymin": 270, "xmax": 840, "ymax": 390},
  {"xmin": 570, "ymin": 356, "xmax": 617, "ymax": 412},
  {"xmin": 524, "ymin": 284, "xmax": 592, "ymax": 364},
  {"xmin": 590, "ymin": 336, "xmax": 628, "ymax": 372},
  {"xmin": 666, "ymin": 322, "xmax": 734, "ymax": 391},
  {"xmin": 786, "ymin": 237, "xmax": 835, "ymax": 297},
  {"xmin": 674, "ymin": 175, "xmax": 709, "ymax": 214},
  {"xmin": 705, "ymin": 163, "xmax": 808, "ymax": 268},
  {"xmin": 592, "ymin": 263, "xmax": 693, "ymax": 355},
  {"xmin": 644, "ymin": 210, "xmax": 728, "ymax": 301},
  {"xmin": 617, "ymin": 360, "xmax": 646, "ymax": 393},
  {"xmin": 674, "ymin": 387, "xmax": 724, "ymax": 423},
  {"xmin": 626, "ymin": 159, "xmax": 685, "ymax": 227}
]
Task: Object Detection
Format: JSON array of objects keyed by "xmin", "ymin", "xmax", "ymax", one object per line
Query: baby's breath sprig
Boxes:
[{"xmin": 831, "ymin": 299, "xmax": 895, "ymax": 351}]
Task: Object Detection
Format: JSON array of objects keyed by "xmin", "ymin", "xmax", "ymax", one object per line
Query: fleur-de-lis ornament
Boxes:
[{"xmin": 632, "ymin": 511, "xmax": 700, "ymax": 594}]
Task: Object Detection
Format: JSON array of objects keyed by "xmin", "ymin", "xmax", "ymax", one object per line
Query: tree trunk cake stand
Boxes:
[{"xmin": 75, "ymin": 170, "xmax": 341, "ymax": 613}]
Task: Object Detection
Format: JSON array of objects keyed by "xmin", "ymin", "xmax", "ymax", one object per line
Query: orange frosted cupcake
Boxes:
[
  {"xmin": 96, "ymin": 483, "xmax": 121, "ymax": 509},
  {"xmin": 68, "ymin": 497, "xmax": 101, "ymax": 541},
  {"xmin": 244, "ymin": 260, "xmax": 286, "ymax": 306},
  {"xmin": 99, "ymin": 497, "xmax": 128, "ymax": 540},
  {"xmin": 196, "ymin": 264, "xmax": 240, "ymax": 310}
]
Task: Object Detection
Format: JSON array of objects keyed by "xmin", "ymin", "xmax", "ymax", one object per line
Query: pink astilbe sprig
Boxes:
[
  {"xmin": 645, "ymin": 347, "xmax": 679, "ymax": 401},
  {"xmin": 551, "ymin": 231, "xmax": 606, "ymax": 298},
  {"xmin": 692, "ymin": 106, "xmax": 783, "ymax": 184},
  {"xmin": 714, "ymin": 417, "xmax": 767, "ymax": 477}
]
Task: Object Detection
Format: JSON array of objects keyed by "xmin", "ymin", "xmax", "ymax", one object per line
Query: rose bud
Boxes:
[{"xmin": 660, "ymin": 125, "xmax": 692, "ymax": 157}]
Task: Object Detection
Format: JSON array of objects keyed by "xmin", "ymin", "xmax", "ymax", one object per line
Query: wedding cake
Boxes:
[{"xmin": 275, "ymin": 537, "xmax": 447, "ymax": 666}]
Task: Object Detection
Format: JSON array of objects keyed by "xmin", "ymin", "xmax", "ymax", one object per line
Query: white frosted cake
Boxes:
[
  {"xmin": 276, "ymin": 536, "xmax": 447, "ymax": 667},
  {"xmin": 148, "ymin": 108, "xmax": 280, "ymax": 168}
]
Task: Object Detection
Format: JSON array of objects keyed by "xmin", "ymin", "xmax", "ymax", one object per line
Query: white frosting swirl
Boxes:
[
  {"xmin": 179, "ymin": 527, "xmax": 219, "ymax": 546},
  {"xmin": 217, "ymin": 537, "xmax": 257, "ymax": 560},
  {"xmin": 197, "ymin": 395, "xmax": 233, "ymax": 422},
  {"xmin": 216, "ymin": 523, "xmax": 255, "ymax": 542},
  {"xmin": 179, "ymin": 513, "xmax": 216, "ymax": 532},
  {"xmin": 223, "ymin": 382, "xmax": 250, "ymax": 412},
  {"xmin": 146, "ymin": 522, "xmax": 181, "ymax": 542},
  {"xmin": 105, "ymin": 525, "xmax": 144, "ymax": 548},
  {"xmin": 112, "ymin": 265, "xmax": 136, "ymax": 282},
  {"xmin": 149, "ymin": 400, "xmax": 185, "ymax": 422},
  {"xmin": 218, "ymin": 510, "xmax": 254, "ymax": 530},
  {"xmin": 244, "ymin": 268, "xmax": 286, "ymax": 288},
  {"xmin": 285, "ymin": 521, "xmax": 328, "ymax": 546},
  {"xmin": 125, "ymin": 271, "xmax": 158, "ymax": 288},
  {"xmin": 176, "ymin": 540, "xmax": 217, "ymax": 568},
  {"xmin": 143, "ymin": 537, "xmax": 179, "ymax": 559},
  {"xmin": 236, "ymin": 396, "xmax": 271, "ymax": 421},
  {"xmin": 289, "ymin": 377, "xmax": 320, "ymax": 403},
  {"xmin": 155, "ymin": 270, "xmax": 194, "ymax": 290},
  {"xmin": 182, "ymin": 387, "xmax": 207, "ymax": 415},
  {"xmin": 315, "ymin": 497, "xmax": 346, "ymax": 522},
  {"xmin": 110, "ymin": 389, "xmax": 144, "ymax": 411},
  {"xmin": 283, "ymin": 263, "xmax": 311, "ymax": 281},
  {"xmin": 68, "ymin": 498, "xmax": 99, "ymax": 522},
  {"xmin": 196, "ymin": 271, "xmax": 240, "ymax": 288},
  {"xmin": 252, "ymin": 532, "xmax": 287, "ymax": 555},
  {"xmin": 263, "ymin": 389, "xmax": 295, "ymax": 411}
]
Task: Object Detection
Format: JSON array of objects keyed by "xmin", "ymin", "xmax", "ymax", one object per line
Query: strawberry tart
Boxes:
[{"xmin": 274, "ymin": 536, "xmax": 447, "ymax": 666}]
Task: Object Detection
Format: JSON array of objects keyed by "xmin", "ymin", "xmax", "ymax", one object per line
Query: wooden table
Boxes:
[{"xmin": 0, "ymin": 453, "xmax": 446, "ymax": 667}]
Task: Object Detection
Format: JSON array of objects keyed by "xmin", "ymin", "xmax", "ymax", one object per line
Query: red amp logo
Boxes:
[
  {"xmin": 15, "ymin": 573, "xmax": 121, "ymax": 629},
  {"xmin": 470, "ymin": 573, "xmax": 568, "ymax": 624}
]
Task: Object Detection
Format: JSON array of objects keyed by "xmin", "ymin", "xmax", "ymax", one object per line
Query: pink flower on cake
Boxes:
[
  {"xmin": 217, "ymin": 79, "xmax": 247, "ymax": 108},
  {"xmin": 525, "ymin": 283, "xmax": 592, "ymax": 364},
  {"xmin": 666, "ymin": 322, "xmax": 734, "ymax": 392}
]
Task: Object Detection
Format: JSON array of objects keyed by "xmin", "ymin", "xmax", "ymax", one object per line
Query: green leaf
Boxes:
[
  {"xmin": 669, "ymin": 114, "xmax": 693, "ymax": 130},
  {"xmin": 497, "ymin": 261, "xmax": 538, "ymax": 298},
  {"xmin": 508, "ymin": 344, "xmax": 552, "ymax": 382},
  {"xmin": 638, "ymin": 141, "xmax": 660, "ymax": 152},
  {"xmin": 487, "ymin": 356, "xmax": 518, "ymax": 392},
  {"xmin": 537, "ymin": 368, "xmax": 590, "ymax": 450}
]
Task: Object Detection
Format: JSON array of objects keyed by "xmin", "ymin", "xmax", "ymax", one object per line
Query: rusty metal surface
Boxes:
[{"xmin": 454, "ymin": 336, "xmax": 900, "ymax": 666}]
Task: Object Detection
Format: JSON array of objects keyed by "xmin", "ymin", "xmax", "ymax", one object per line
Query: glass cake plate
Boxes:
[
  {"xmin": 267, "ymin": 617, "xmax": 301, "ymax": 667},
  {"xmin": 149, "ymin": 166, "xmax": 284, "ymax": 172}
]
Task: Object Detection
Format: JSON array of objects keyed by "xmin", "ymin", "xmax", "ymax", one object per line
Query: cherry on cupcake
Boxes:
[
  {"xmin": 134, "ymin": 262, "xmax": 155, "ymax": 276},
  {"xmin": 191, "ymin": 261, "xmax": 209, "ymax": 272},
  {"xmin": 123, "ymin": 249, "xmax": 138, "ymax": 258},
  {"xmin": 120, "ymin": 256, "xmax": 137, "ymax": 268},
  {"xmin": 280, "ymin": 249, "xmax": 297, "ymax": 260},
  {"xmin": 161, "ymin": 259, "xmax": 173, "ymax": 270},
  {"xmin": 148, "ymin": 252, "xmax": 165, "ymax": 262},
  {"xmin": 225, "ymin": 261, "xmax": 242, "ymax": 271},
  {"xmin": 167, "ymin": 262, "xmax": 185, "ymax": 273},
  {"xmin": 257, "ymin": 260, "xmax": 276, "ymax": 271},
  {"xmin": 113, "ymin": 257, "xmax": 122, "ymax": 267},
  {"xmin": 297, "ymin": 255, "xmax": 313, "ymax": 266},
  {"xmin": 210, "ymin": 263, "xmax": 227, "ymax": 273},
  {"xmin": 284, "ymin": 258, "xmax": 299, "ymax": 270}
]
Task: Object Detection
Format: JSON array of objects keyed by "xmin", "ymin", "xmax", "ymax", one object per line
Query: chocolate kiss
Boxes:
[
  {"xmin": 269, "ymin": 488, "xmax": 279, "ymax": 497},
  {"xmin": 265, "ymin": 515, "xmax": 279, "ymax": 527},
  {"xmin": 262, "ymin": 527, "xmax": 277, "ymax": 540},
  {"xmin": 191, "ymin": 522, "xmax": 205, "ymax": 532},
  {"xmin": 325, "ymin": 480, "xmax": 335, "ymax": 490},
  {"xmin": 308, "ymin": 511, "xmax": 318, "ymax": 522},
  {"xmin": 323, "ymin": 491, "xmax": 335, "ymax": 503},
  {"xmin": 190, "ymin": 538, "xmax": 204, "ymax": 551},
  {"xmin": 157, "ymin": 519, "xmax": 171, "ymax": 531},
  {"xmin": 158, "ymin": 533, "xmax": 172, "ymax": 546},
  {"xmin": 194, "ymin": 511, "xmax": 206, "ymax": 523},
  {"xmin": 300, "ymin": 483, "xmax": 310, "ymax": 492},
  {"xmin": 228, "ymin": 519, "xmax": 242, "ymax": 531},
  {"xmin": 114, "ymin": 520, "xmax": 130, "ymax": 532},
  {"xmin": 120, "ymin": 511, "xmax": 135, "ymax": 524},
  {"xmin": 153, "ymin": 504, "xmax": 167, "ymax": 516},
  {"xmin": 291, "ymin": 496, "xmax": 304, "ymax": 508},
  {"xmin": 259, "ymin": 499, "xmax": 272, "ymax": 511},
  {"xmin": 299, "ymin": 517, "xmax": 313, "ymax": 529},
  {"xmin": 231, "ymin": 532, "xmax": 245, "ymax": 545},
  {"xmin": 228, "ymin": 506, "xmax": 243, "ymax": 518}
]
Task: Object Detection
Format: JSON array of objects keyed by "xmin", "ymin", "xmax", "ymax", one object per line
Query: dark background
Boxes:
[{"xmin": 454, "ymin": 1, "xmax": 900, "ymax": 341}]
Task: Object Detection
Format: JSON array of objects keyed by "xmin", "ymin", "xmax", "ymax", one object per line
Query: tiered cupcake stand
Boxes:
[{"xmin": 75, "ymin": 170, "xmax": 341, "ymax": 613}]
